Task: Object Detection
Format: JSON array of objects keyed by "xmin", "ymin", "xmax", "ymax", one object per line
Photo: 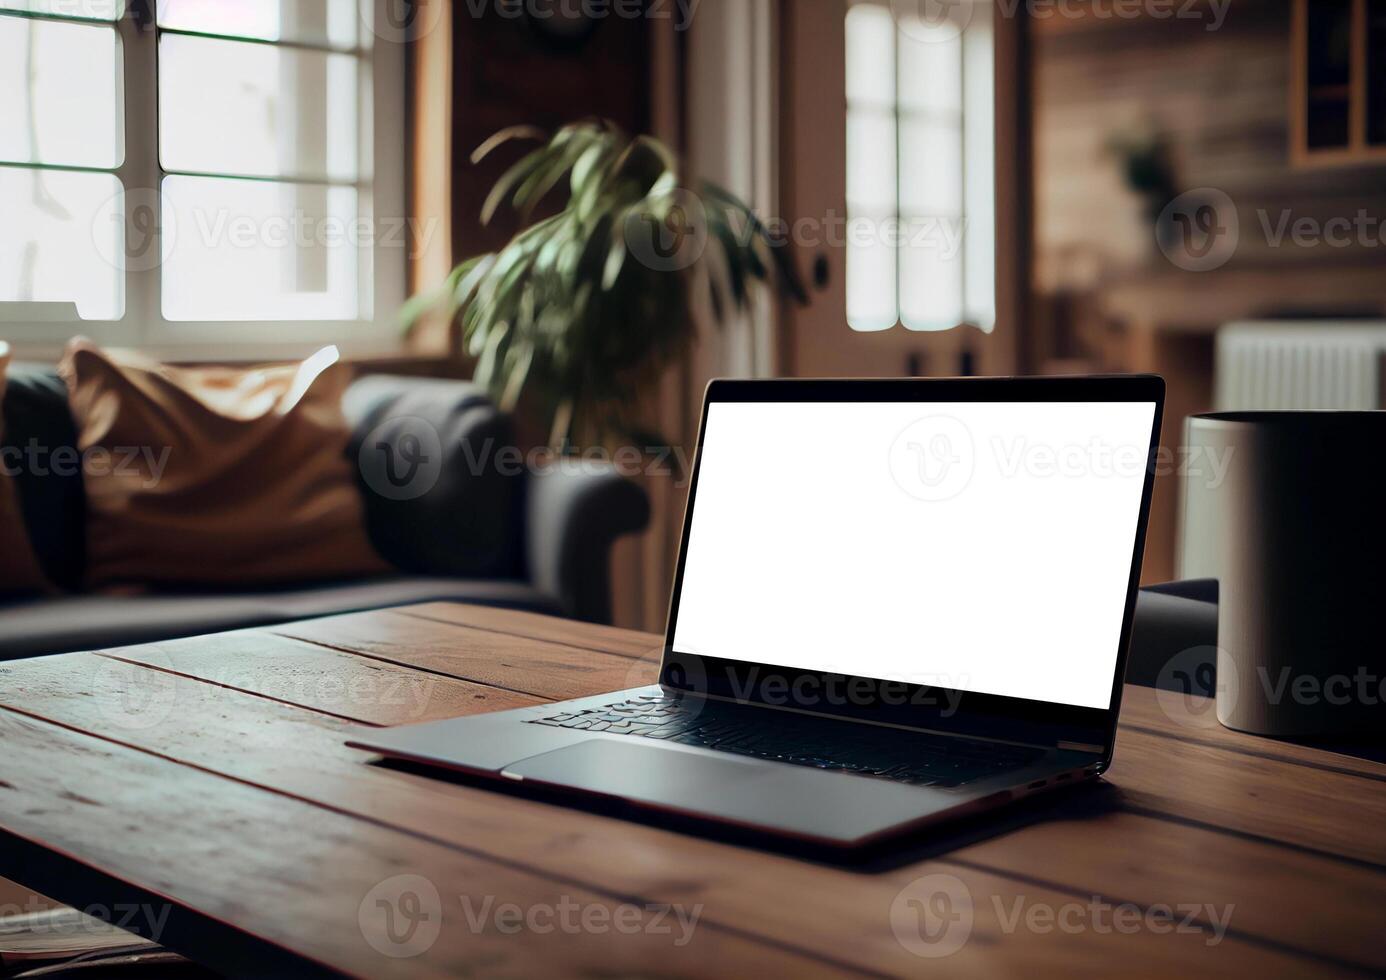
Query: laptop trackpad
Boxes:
[
  {"xmin": 501, "ymin": 737, "xmax": 963, "ymax": 847},
  {"xmin": 504, "ymin": 739, "xmax": 773, "ymax": 808}
]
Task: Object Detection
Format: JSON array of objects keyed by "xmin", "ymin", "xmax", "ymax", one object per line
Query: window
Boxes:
[
  {"xmin": 844, "ymin": 0, "xmax": 994, "ymax": 334},
  {"xmin": 0, "ymin": 0, "xmax": 406, "ymax": 356}
]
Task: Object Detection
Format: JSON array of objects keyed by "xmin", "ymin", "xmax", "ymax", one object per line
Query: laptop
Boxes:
[{"xmin": 350, "ymin": 375, "xmax": 1165, "ymax": 849}]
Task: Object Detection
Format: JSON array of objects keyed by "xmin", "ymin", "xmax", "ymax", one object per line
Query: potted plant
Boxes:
[{"xmin": 404, "ymin": 121, "xmax": 805, "ymax": 449}]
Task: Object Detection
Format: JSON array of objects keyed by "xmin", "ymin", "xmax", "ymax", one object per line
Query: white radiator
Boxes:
[{"xmin": 1215, "ymin": 321, "xmax": 1386, "ymax": 411}]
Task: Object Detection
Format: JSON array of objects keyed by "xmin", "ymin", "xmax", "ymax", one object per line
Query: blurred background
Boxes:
[{"xmin": 3, "ymin": 0, "xmax": 1384, "ymax": 631}]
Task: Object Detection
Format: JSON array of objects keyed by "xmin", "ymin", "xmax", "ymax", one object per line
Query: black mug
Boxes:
[{"xmin": 1182, "ymin": 412, "xmax": 1386, "ymax": 737}]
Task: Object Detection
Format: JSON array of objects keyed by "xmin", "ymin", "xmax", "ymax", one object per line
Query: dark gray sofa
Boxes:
[
  {"xmin": 1125, "ymin": 579, "xmax": 1219, "ymax": 694},
  {"xmin": 0, "ymin": 366, "xmax": 649, "ymax": 660}
]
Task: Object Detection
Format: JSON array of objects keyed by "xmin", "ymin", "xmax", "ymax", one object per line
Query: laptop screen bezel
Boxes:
[{"xmin": 657, "ymin": 375, "xmax": 1166, "ymax": 755}]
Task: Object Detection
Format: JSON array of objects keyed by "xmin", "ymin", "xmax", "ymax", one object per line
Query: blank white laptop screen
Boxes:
[{"xmin": 671, "ymin": 401, "xmax": 1158, "ymax": 710}]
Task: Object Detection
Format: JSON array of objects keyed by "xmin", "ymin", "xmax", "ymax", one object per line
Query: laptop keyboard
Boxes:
[{"xmin": 529, "ymin": 693, "xmax": 1043, "ymax": 788}]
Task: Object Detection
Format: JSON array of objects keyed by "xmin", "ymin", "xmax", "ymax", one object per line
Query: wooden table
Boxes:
[{"xmin": 0, "ymin": 603, "xmax": 1382, "ymax": 978}]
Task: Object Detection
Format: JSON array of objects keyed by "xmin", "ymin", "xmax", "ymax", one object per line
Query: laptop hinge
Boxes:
[{"xmin": 1058, "ymin": 741, "xmax": 1105, "ymax": 754}]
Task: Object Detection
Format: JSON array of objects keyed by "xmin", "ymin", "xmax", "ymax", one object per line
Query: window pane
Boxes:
[
  {"xmin": 160, "ymin": 35, "xmax": 358, "ymax": 181},
  {"xmin": 847, "ymin": 108, "xmax": 897, "ymax": 213},
  {"xmin": 0, "ymin": 17, "xmax": 122, "ymax": 168},
  {"xmin": 157, "ymin": 0, "xmax": 357, "ymax": 48},
  {"xmin": 847, "ymin": 217, "xmax": 897, "ymax": 332},
  {"xmin": 900, "ymin": 229, "xmax": 962, "ymax": 332},
  {"xmin": 161, "ymin": 175, "xmax": 359, "ymax": 321},
  {"xmin": 898, "ymin": 18, "xmax": 961, "ymax": 114},
  {"xmin": 899, "ymin": 119, "xmax": 961, "ymax": 216},
  {"xmin": 0, "ymin": 0, "xmax": 121, "ymax": 19},
  {"xmin": 845, "ymin": 4, "xmax": 895, "ymax": 106},
  {"xmin": 0, "ymin": 165, "xmax": 121, "ymax": 320}
]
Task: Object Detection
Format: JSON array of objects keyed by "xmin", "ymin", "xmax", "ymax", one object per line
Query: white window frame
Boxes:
[{"xmin": 0, "ymin": 0, "xmax": 408, "ymax": 361}]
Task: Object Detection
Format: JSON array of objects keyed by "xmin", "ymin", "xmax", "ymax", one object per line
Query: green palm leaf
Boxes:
[{"xmin": 404, "ymin": 121, "xmax": 808, "ymax": 447}]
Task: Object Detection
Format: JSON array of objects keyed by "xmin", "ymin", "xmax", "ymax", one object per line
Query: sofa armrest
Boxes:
[
  {"xmin": 343, "ymin": 374, "xmax": 524, "ymax": 579},
  {"xmin": 1141, "ymin": 578, "xmax": 1218, "ymax": 604},
  {"xmin": 524, "ymin": 461, "xmax": 650, "ymax": 624},
  {"xmin": 1125, "ymin": 583, "xmax": 1219, "ymax": 693}
]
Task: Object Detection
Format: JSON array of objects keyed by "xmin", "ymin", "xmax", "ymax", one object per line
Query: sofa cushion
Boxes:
[
  {"xmin": 0, "ymin": 362, "xmax": 85, "ymax": 589},
  {"xmin": 344, "ymin": 375, "xmax": 524, "ymax": 580},
  {"xmin": 0, "ymin": 578, "xmax": 561, "ymax": 660},
  {"xmin": 60, "ymin": 340, "xmax": 390, "ymax": 589}
]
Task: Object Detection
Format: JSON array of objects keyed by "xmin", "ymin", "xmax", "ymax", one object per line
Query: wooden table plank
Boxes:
[
  {"xmin": 0, "ymin": 706, "xmax": 854, "ymax": 980},
  {"xmin": 274, "ymin": 611, "xmax": 640, "ymax": 701},
  {"xmin": 397, "ymin": 602, "xmax": 663, "ymax": 661},
  {"xmin": 1119, "ymin": 685, "xmax": 1386, "ymax": 781},
  {"xmin": 102, "ymin": 617, "xmax": 1386, "ymax": 871},
  {"xmin": 1106, "ymin": 728, "xmax": 1386, "ymax": 866},
  {"xmin": 950, "ymin": 809, "xmax": 1386, "ymax": 974},
  {"xmin": 0, "ymin": 651, "xmax": 1373, "ymax": 976},
  {"xmin": 3, "ymin": 604, "xmax": 1382, "ymax": 978},
  {"xmin": 101, "ymin": 631, "xmax": 542, "ymax": 726},
  {"xmin": 276, "ymin": 613, "xmax": 1386, "ymax": 868}
]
